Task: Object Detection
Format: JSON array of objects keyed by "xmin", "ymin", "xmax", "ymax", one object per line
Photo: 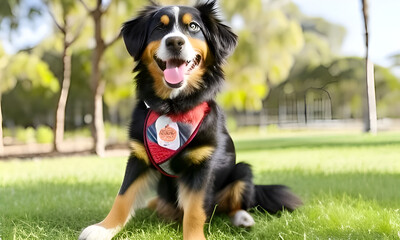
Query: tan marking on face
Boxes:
[
  {"xmin": 189, "ymin": 38, "xmax": 210, "ymax": 64},
  {"xmin": 141, "ymin": 37, "xmax": 212, "ymax": 99},
  {"xmin": 182, "ymin": 13, "xmax": 193, "ymax": 25},
  {"xmin": 147, "ymin": 197, "xmax": 183, "ymax": 221},
  {"xmin": 99, "ymin": 173, "xmax": 153, "ymax": 229},
  {"xmin": 160, "ymin": 15, "xmax": 170, "ymax": 25},
  {"xmin": 141, "ymin": 40, "xmax": 172, "ymax": 99},
  {"xmin": 178, "ymin": 184, "xmax": 207, "ymax": 240},
  {"xmin": 130, "ymin": 140, "xmax": 149, "ymax": 165},
  {"xmin": 185, "ymin": 145, "xmax": 214, "ymax": 165},
  {"xmin": 216, "ymin": 181, "xmax": 246, "ymax": 215},
  {"xmin": 179, "ymin": 37, "xmax": 211, "ymax": 96}
]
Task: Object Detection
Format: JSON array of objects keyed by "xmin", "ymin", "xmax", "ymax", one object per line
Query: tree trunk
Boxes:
[
  {"xmin": 53, "ymin": 39, "xmax": 72, "ymax": 152},
  {"xmin": 90, "ymin": 6, "xmax": 106, "ymax": 156},
  {"xmin": 82, "ymin": 0, "xmax": 120, "ymax": 156},
  {"xmin": 0, "ymin": 94, "xmax": 3, "ymax": 155},
  {"xmin": 92, "ymin": 72, "xmax": 106, "ymax": 157},
  {"xmin": 364, "ymin": 59, "xmax": 377, "ymax": 133},
  {"xmin": 361, "ymin": 0, "xmax": 377, "ymax": 134}
]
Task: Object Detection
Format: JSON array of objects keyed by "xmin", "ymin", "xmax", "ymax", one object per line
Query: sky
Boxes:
[
  {"xmin": 1, "ymin": 0, "xmax": 400, "ymax": 69},
  {"xmin": 292, "ymin": 0, "xmax": 400, "ymax": 68},
  {"xmin": 0, "ymin": 0, "xmax": 51, "ymax": 53}
]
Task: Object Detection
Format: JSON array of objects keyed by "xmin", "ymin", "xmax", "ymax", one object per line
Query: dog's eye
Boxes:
[
  {"xmin": 156, "ymin": 23, "xmax": 166, "ymax": 30},
  {"xmin": 188, "ymin": 22, "xmax": 200, "ymax": 33}
]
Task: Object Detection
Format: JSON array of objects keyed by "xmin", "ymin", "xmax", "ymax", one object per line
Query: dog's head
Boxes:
[{"xmin": 122, "ymin": 0, "xmax": 237, "ymax": 113}]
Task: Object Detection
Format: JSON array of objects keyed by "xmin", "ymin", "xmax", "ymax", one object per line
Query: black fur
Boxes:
[
  {"xmin": 252, "ymin": 185, "xmax": 303, "ymax": 213},
  {"xmin": 194, "ymin": 0, "xmax": 237, "ymax": 64},
  {"xmin": 122, "ymin": 3, "xmax": 160, "ymax": 60},
  {"xmin": 120, "ymin": 0, "xmax": 301, "ymax": 225},
  {"xmin": 78, "ymin": 3, "xmax": 302, "ymax": 239}
]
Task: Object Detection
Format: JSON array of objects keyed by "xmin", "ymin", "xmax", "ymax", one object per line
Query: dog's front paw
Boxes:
[
  {"xmin": 78, "ymin": 225, "xmax": 119, "ymax": 240},
  {"xmin": 230, "ymin": 210, "xmax": 255, "ymax": 228}
]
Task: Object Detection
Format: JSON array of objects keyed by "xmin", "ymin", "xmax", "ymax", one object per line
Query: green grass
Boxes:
[{"xmin": 1, "ymin": 132, "xmax": 400, "ymax": 239}]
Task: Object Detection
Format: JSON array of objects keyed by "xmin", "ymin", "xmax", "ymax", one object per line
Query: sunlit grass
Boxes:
[{"xmin": 1, "ymin": 132, "xmax": 400, "ymax": 239}]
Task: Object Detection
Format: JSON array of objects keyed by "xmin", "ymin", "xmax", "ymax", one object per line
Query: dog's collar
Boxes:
[{"xmin": 143, "ymin": 102, "xmax": 210, "ymax": 177}]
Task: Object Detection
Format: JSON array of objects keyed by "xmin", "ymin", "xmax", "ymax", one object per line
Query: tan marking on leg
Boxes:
[
  {"xmin": 148, "ymin": 197, "xmax": 183, "ymax": 221},
  {"xmin": 99, "ymin": 173, "xmax": 154, "ymax": 229},
  {"xmin": 216, "ymin": 181, "xmax": 246, "ymax": 215},
  {"xmin": 178, "ymin": 185, "xmax": 207, "ymax": 240},
  {"xmin": 160, "ymin": 14, "xmax": 170, "ymax": 25},
  {"xmin": 147, "ymin": 197, "xmax": 159, "ymax": 211},
  {"xmin": 185, "ymin": 146, "xmax": 214, "ymax": 165},
  {"xmin": 182, "ymin": 13, "xmax": 192, "ymax": 25},
  {"xmin": 130, "ymin": 140, "xmax": 150, "ymax": 165}
]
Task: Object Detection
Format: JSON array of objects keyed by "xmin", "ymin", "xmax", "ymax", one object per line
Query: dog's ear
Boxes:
[
  {"xmin": 195, "ymin": 0, "xmax": 238, "ymax": 64},
  {"xmin": 121, "ymin": 4, "xmax": 160, "ymax": 60}
]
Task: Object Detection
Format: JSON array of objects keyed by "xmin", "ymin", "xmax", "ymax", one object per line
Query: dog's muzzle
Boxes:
[{"xmin": 154, "ymin": 35, "xmax": 202, "ymax": 89}]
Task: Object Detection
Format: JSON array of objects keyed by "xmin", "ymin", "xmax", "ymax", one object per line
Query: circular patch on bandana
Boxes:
[
  {"xmin": 159, "ymin": 125, "xmax": 177, "ymax": 142},
  {"xmin": 155, "ymin": 115, "xmax": 180, "ymax": 150}
]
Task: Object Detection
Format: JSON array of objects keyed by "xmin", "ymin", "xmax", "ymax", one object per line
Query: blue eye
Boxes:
[{"xmin": 188, "ymin": 22, "xmax": 200, "ymax": 32}]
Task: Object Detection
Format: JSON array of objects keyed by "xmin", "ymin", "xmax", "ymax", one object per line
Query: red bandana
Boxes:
[{"xmin": 144, "ymin": 102, "xmax": 210, "ymax": 177}]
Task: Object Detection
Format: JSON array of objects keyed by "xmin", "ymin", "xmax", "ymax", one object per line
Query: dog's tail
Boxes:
[
  {"xmin": 225, "ymin": 162, "xmax": 302, "ymax": 214},
  {"xmin": 250, "ymin": 184, "xmax": 303, "ymax": 214}
]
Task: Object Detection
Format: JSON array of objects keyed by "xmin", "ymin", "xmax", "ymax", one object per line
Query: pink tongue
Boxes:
[{"xmin": 163, "ymin": 61, "xmax": 186, "ymax": 85}]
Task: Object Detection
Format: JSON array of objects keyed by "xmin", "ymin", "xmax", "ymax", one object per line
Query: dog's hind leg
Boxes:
[
  {"xmin": 147, "ymin": 197, "xmax": 183, "ymax": 221},
  {"xmin": 147, "ymin": 175, "xmax": 184, "ymax": 221},
  {"xmin": 215, "ymin": 162, "xmax": 256, "ymax": 227},
  {"xmin": 79, "ymin": 145, "xmax": 159, "ymax": 240}
]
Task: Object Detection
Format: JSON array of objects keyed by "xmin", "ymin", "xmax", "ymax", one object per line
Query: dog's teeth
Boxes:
[{"xmin": 195, "ymin": 55, "xmax": 201, "ymax": 64}]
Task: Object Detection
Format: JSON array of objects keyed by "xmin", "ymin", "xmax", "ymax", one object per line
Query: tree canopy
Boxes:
[{"xmin": 0, "ymin": 0, "xmax": 399, "ymax": 149}]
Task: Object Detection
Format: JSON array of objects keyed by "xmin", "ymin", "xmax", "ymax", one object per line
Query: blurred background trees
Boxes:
[
  {"xmin": 0, "ymin": 0, "xmax": 399, "ymax": 156},
  {"xmin": 45, "ymin": 0, "xmax": 86, "ymax": 152},
  {"xmin": 219, "ymin": 0, "xmax": 304, "ymax": 111}
]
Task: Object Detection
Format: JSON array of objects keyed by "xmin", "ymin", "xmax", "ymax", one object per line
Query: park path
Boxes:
[{"xmin": 0, "ymin": 138, "xmax": 129, "ymax": 159}]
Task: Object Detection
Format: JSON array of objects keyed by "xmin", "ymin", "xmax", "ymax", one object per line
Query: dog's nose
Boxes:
[{"xmin": 166, "ymin": 36, "xmax": 185, "ymax": 52}]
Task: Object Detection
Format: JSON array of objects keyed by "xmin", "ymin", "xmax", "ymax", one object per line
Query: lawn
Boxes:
[{"xmin": 1, "ymin": 131, "xmax": 400, "ymax": 239}]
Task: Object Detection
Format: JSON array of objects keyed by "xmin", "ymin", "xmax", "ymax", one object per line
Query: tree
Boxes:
[
  {"xmin": 79, "ymin": 0, "xmax": 145, "ymax": 156},
  {"xmin": 390, "ymin": 53, "xmax": 400, "ymax": 66},
  {"xmin": 219, "ymin": 0, "xmax": 304, "ymax": 111},
  {"xmin": 102, "ymin": 43, "xmax": 136, "ymax": 125},
  {"xmin": 0, "ymin": 0, "xmax": 42, "ymax": 30},
  {"xmin": 0, "ymin": 0, "xmax": 55, "ymax": 153},
  {"xmin": 0, "ymin": 49, "xmax": 58, "ymax": 153},
  {"xmin": 267, "ymin": 57, "xmax": 400, "ymax": 121},
  {"xmin": 46, "ymin": 0, "xmax": 86, "ymax": 152},
  {"xmin": 78, "ymin": 0, "xmax": 119, "ymax": 156},
  {"xmin": 0, "ymin": 45, "xmax": 12, "ymax": 154},
  {"xmin": 361, "ymin": 0, "xmax": 377, "ymax": 133}
]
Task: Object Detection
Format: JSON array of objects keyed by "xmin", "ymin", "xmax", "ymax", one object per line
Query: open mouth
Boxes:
[{"xmin": 153, "ymin": 54, "xmax": 201, "ymax": 88}]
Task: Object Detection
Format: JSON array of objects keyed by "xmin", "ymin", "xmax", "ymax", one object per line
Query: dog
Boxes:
[{"xmin": 79, "ymin": 1, "xmax": 302, "ymax": 239}]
